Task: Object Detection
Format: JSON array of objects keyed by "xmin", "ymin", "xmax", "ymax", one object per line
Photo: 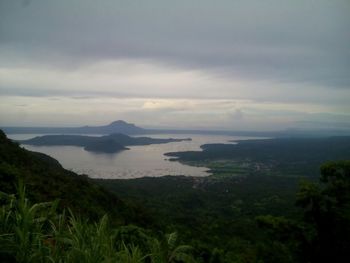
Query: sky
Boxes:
[{"xmin": 0, "ymin": 0, "xmax": 349, "ymax": 130}]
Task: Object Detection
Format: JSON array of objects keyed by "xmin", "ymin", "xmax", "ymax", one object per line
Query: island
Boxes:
[{"xmin": 19, "ymin": 133, "xmax": 191, "ymax": 153}]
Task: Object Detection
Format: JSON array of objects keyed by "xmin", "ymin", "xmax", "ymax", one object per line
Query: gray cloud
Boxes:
[
  {"xmin": 1, "ymin": 0, "xmax": 349, "ymax": 89},
  {"xmin": 0, "ymin": 0, "xmax": 349, "ymax": 129}
]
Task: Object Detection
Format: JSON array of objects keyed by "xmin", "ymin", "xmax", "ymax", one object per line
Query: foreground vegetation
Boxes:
[
  {"xmin": 2, "ymin": 161, "xmax": 349, "ymax": 262},
  {"xmin": 99, "ymin": 161, "xmax": 350, "ymax": 262},
  {"xmin": 1, "ymin": 130, "xmax": 350, "ymax": 262},
  {"xmin": 0, "ymin": 182, "xmax": 195, "ymax": 263}
]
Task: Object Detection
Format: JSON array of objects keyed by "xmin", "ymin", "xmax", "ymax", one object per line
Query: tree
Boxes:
[
  {"xmin": 257, "ymin": 161, "xmax": 350, "ymax": 263},
  {"xmin": 296, "ymin": 160, "xmax": 350, "ymax": 262}
]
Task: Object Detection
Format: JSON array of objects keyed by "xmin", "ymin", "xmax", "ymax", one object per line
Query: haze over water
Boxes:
[{"xmin": 9, "ymin": 134, "xmax": 263, "ymax": 179}]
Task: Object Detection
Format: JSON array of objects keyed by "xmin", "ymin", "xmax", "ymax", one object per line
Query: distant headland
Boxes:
[
  {"xmin": 2, "ymin": 120, "xmax": 350, "ymax": 138},
  {"xmin": 2, "ymin": 120, "xmax": 145, "ymax": 135}
]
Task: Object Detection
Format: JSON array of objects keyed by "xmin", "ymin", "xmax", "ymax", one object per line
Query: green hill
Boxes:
[{"xmin": 0, "ymin": 130, "xmax": 151, "ymax": 225}]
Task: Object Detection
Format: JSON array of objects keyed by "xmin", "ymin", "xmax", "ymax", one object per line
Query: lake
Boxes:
[{"xmin": 8, "ymin": 133, "xmax": 263, "ymax": 179}]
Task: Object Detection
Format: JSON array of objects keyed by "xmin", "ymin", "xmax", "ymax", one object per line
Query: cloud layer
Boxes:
[{"xmin": 0, "ymin": 0, "xmax": 349, "ymax": 130}]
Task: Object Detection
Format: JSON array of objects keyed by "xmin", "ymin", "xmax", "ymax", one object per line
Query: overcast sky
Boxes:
[{"xmin": 0, "ymin": 0, "xmax": 349, "ymax": 130}]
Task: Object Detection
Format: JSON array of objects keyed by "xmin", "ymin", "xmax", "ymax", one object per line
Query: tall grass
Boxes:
[{"xmin": 0, "ymin": 182, "xmax": 195, "ymax": 263}]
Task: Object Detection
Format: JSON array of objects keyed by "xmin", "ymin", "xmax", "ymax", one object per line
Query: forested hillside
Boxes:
[
  {"xmin": 0, "ymin": 130, "xmax": 150, "ymax": 224},
  {"xmin": 1, "ymin": 130, "xmax": 349, "ymax": 262}
]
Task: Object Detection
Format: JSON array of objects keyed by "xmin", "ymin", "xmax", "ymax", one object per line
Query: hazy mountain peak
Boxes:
[
  {"xmin": 101, "ymin": 120, "xmax": 144, "ymax": 134},
  {"xmin": 108, "ymin": 120, "xmax": 136, "ymax": 127}
]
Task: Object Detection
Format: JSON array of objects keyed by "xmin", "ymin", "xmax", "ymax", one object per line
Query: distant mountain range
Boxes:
[
  {"xmin": 2, "ymin": 120, "xmax": 350, "ymax": 137},
  {"xmin": 2, "ymin": 120, "xmax": 145, "ymax": 135}
]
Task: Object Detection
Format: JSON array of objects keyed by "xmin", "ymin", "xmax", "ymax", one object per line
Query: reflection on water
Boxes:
[{"xmin": 8, "ymin": 133, "xmax": 262, "ymax": 179}]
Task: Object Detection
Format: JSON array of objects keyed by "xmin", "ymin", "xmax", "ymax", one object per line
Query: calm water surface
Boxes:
[{"xmin": 8, "ymin": 134, "xmax": 262, "ymax": 179}]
